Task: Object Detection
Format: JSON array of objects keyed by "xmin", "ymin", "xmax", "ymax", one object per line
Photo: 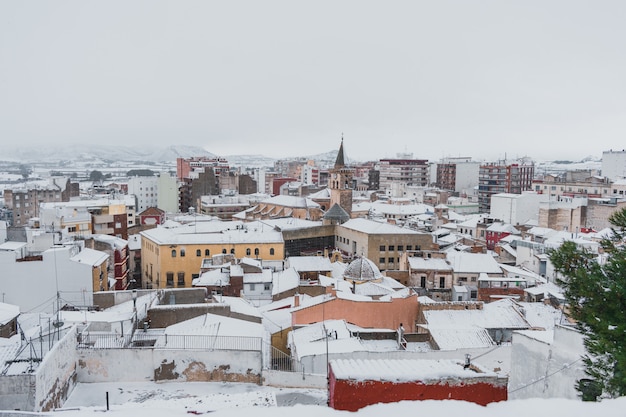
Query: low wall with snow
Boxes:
[
  {"xmin": 262, "ymin": 370, "xmax": 327, "ymax": 389},
  {"xmin": 77, "ymin": 348, "xmax": 263, "ymax": 384},
  {"xmin": 0, "ymin": 327, "xmax": 78, "ymax": 412},
  {"xmin": 509, "ymin": 325, "xmax": 585, "ymax": 400}
]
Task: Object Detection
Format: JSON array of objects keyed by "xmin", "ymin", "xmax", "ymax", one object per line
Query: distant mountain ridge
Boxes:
[
  {"xmin": 1, "ymin": 144, "xmax": 342, "ymax": 168},
  {"xmin": 1, "ymin": 144, "xmax": 217, "ymax": 163}
]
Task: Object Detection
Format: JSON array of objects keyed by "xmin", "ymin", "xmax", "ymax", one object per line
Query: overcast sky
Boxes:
[{"xmin": 1, "ymin": 1, "xmax": 625, "ymax": 162}]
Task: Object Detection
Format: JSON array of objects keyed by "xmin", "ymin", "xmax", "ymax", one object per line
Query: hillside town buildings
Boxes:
[{"xmin": 0, "ymin": 143, "xmax": 623, "ymax": 412}]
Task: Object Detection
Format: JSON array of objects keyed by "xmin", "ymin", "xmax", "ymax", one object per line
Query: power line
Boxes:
[{"xmin": 509, "ymin": 357, "xmax": 584, "ymax": 394}]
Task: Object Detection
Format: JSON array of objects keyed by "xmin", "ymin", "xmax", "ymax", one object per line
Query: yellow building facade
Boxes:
[{"xmin": 140, "ymin": 221, "xmax": 285, "ymax": 289}]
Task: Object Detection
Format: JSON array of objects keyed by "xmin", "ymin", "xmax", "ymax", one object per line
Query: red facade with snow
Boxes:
[{"xmin": 328, "ymin": 359, "xmax": 508, "ymax": 411}]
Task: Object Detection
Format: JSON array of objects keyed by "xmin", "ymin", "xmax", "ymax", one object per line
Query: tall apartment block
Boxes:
[
  {"xmin": 378, "ymin": 155, "xmax": 429, "ymax": 194},
  {"xmin": 176, "ymin": 157, "xmax": 230, "ymax": 181},
  {"xmin": 478, "ymin": 161, "xmax": 535, "ymax": 213},
  {"xmin": 436, "ymin": 157, "xmax": 480, "ymax": 196},
  {"xmin": 602, "ymin": 149, "xmax": 626, "ymax": 181}
]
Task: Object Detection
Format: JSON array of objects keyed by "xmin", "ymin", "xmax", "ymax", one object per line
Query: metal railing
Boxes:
[
  {"xmin": 267, "ymin": 344, "xmax": 304, "ymax": 374},
  {"xmin": 77, "ymin": 333, "xmax": 262, "ymax": 351}
]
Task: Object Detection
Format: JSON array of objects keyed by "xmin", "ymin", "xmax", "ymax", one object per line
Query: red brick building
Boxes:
[
  {"xmin": 138, "ymin": 207, "xmax": 166, "ymax": 226},
  {"xmin": 328, "ymin": 358, "xmax": 507, "ymax": 411}
]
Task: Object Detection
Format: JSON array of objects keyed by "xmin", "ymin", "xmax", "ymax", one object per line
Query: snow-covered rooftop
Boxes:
[
  {"xmin": 423, "ymin": 299, "xmax": 530, "ymax": 330},
  {"xmin": 408, "ymin": 257, "xmax": 452, "ymax": 271},
  {"xmin": 446, "ymin": 251, "xmax": 502, "ymax": 274},
  {"xmin": 329, "ymin": 358, "xmax": 496, "ymax": 382},
  {"xmin": 287, "ymin": 256, "xmax": 332, "ymax": 272},
  {"xmin": 141, "ymin": 221, "xmax": 284, "ymax": 245},
  {"xmin": 70, "ymin": 248, "xmax": 109, "ymax": 266},
  {"xmin": 0, "ymin": 302, "xmax": 19, "ymax": 325},
  {"xmin": 340, "ymin": 218, "xmax": 420, "ymax": 235},
  {"xmin": 271, "ymin": 267, "xmax": 300, "ymax": 295}
]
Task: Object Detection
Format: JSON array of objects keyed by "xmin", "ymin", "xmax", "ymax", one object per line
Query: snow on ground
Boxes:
[{"xmin": 50, "ymin": 381, "xmax": 626, "ymax": 417}]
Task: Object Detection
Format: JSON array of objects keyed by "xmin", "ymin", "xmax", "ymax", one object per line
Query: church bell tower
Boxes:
[{"xmin": 329, "ymin": 138, "xmax": 354, "ymax": 217}]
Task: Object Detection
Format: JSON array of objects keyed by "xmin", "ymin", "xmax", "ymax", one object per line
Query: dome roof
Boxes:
[{"xmin": 343, "ymin": 257, "xmax": 383, "ymax": 283}]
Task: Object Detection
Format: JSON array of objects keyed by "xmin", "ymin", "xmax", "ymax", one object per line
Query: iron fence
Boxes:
[{"xmin": 77, "ymin": 332, "xmax": 262, "ymax": 351}]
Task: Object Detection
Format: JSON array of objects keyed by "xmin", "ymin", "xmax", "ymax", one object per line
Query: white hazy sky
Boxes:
[{"xmin": 1, "ymin": 1, "xmax": 626, "ymax": 162}]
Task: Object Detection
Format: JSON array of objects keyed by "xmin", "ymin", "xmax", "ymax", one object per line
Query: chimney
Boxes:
[{"xmin": 293, "ymin": 293, "xmax": 300, "ymax": 308}]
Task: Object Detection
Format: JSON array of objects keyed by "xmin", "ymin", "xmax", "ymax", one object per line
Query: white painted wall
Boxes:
[
  {"xmin": 454, "ymin": 162, "xmax": 480, "ymax": 195},
  {"xmin": 0, "ymin": 246, "xmax": 96, "ymax": 313},
  {"xmin": 76, "ymin": 348, "xmax": 262, "ymax": 383},
  {"xmin": 491, "ymin": 192, "xmax": 548, "ymax": 225},
  {"xmin": 602, "ymin": 150, "xmax": 626, "ymax": 181},
  {"xmin": 509, "ymin": 326, "xmax": 585, "ymax": 400},
  {"xmin": 156, "ymin": 171, "xmax": 179, "ymax": 214},
  {"xmin": 34, "ymin": 327, "xmax": 79, "ymax": 411},
  {"xmin": 0, "ymin": 327, "xmax": 79, "ymax": 412}
]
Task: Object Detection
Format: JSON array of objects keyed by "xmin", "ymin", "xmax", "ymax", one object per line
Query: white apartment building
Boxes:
[
  {"xmin": 436, "ymin": 157, "xmax": 480, "ymax": 196},
  {"xmin": 127, "ymin": 176, "xmax": 158, "ymax": 213},
  {"xmin": 378, "ymin": 154, "xmax": 430, "ymax": 196},
  {"xmin": 602, "ymin": 149, "xmax": 626, "ymax": 180},
  {"xmin": 490, "ymin": 191, "xmax": 549, "ymax": 226}
]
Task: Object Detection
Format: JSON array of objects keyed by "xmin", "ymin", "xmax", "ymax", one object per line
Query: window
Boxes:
[
  {"xmin": 388, "ymin": 245, "xmax": 395, "ymax": 251},
  {"xmin": 264, "ymin": 283, "xmax": 271, "ymax": 291},
  {"xmin": 230, "ymin": 248, "xmax": 235, "ymax": 254},
  {"xmin": 246, "ymin": 248, "xmax": 251, "ymax": 256},
  {"xmin": 398, "ymin": 245, "xmax": 404, "ymax": 252},
  {"xmin": 379, "ymin": 258, "xmax": 385, "ymax": 264},
  {"xmin": 249, "ymin": 283, "xmax": 256, "ymax": 291},
  {"xmin": 177, "ymin": 272, "xmax": 185, "ymax": 286},
  {"xmin": 254, "ymin": 248, "xmax": 259, "ymax": 256},
  {"xmin": 406, "ymin": 245, "xmax": 412, "ymax": 251},
  {"xmin": 192, "ymin": 274, "xmax": 199, "ymax": 280},
  {"xmin": 196, "ymin": 249, "xmax": 201, "ymax": 257},
  {"xmin": 270, "ymin": 248, "xmax": 275, "ymax": 255},
  {"xmin": 222, "ymin": 248, "xmax": 227, "ymax": 254},
  {"xmin": 388, "ymin": 257, "xmax": 394, "ymax": 263},
  {"xmin": 439, "ymin": 277, "xmax": 446, "ymax": 288},
  {"xmin": 420, "ymin": 276, "xmax": 426, "ymax": 287},
  {"xmin": 205, "ymin": 249, "xmax": 210, "ymax": 256},
  {"xmin": 171, "ymin": 250, "xmax": 176, "ymax": 258},
  {"xmin": 180, "ymin": 249, "xmax": 185, "ymax": 257},
  {"xmin": 166, "ymin": 272, "xmax": 174, "ymax": 287}
]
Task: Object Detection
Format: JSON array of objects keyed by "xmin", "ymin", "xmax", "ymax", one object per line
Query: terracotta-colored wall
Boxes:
[
  {"xmin": 292, "ymin": 294, "xmax": 418, "ymax": 332},
  {"xmin": 329, "ymin": 369, "xmax": 507, "ymax": 411}
]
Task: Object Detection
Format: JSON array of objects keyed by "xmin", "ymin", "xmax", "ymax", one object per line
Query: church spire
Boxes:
[{"xmin": 334, "ymin": 135, "xmax": 345, "ymax": 168}]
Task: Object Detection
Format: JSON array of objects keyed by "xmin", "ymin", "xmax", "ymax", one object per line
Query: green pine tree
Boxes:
[{"xmin": 549, "ymin": 208, "xmax": 626, "ymax": 399}]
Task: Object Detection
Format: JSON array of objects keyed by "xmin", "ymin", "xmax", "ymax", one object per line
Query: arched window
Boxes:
[
  {"xmin": 230, "ymin": 248, "xmax": 235, "ymax": 254},
  {"xmin": 254, "ymin": 248, "xmax": 259, "ymax": 256},
  {"xmin": 222, "ymin": 248, "xmax": 227, "ymax": 254},
  {"xmin": 171, "ymin": 250, "xmax": 176, "ymax": 258},
  {"xmin": 196, "ymin": 249, "xmax": 201, "ymax": 257},
  {"xmin": 205, "ymin": 249, "xmax": 210, "ymax": 256},
  {"xmin": 246, "ymin": 248, "xmax": 251, "ymax": 256},
  {"xmin": 270, "ymin": 248, "xmax": 275, "ymax": 256},
  {"xmin": 180, "ymin": 249, "xmax": 185, "ymax": 257}
]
